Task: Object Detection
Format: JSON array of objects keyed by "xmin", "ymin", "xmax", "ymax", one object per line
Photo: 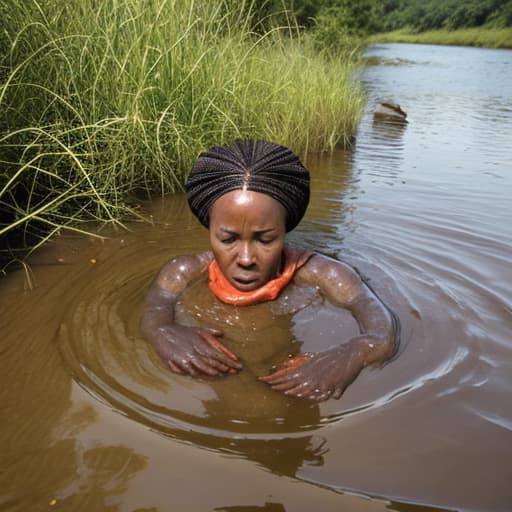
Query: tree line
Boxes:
[{"xmin": 253, "ymin": 0, "xmax": 512, "ymax": 36}]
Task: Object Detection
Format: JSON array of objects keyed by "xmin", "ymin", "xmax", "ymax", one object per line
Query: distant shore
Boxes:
[{"xmin": 369, "ymin": 27, "xmax": 512, "ymax": 49}]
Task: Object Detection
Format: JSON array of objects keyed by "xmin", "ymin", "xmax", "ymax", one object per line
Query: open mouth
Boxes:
[{"xmin": 232, "ymin": 276, "xmax": 259, "ymax": 291}]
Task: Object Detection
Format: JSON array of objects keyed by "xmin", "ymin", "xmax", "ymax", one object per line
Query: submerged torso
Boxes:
[{"xmin": 175, "ymin": 276, "xmax": 322, "ymax": 375}]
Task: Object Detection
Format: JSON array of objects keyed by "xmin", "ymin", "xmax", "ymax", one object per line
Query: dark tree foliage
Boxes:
[
  {"xmin": 378, "ymin": 0, "xmax": 512, "ymax": 31},
  {"xmin": 251, "ymin": 0, "xmax": 512, "ymax": 35}
]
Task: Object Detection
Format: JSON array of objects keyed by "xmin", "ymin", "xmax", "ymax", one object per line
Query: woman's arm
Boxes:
[
  {"xmin": 260, "ymin": 253, "xmax": 399, "ymax": 401},
  {"xmin": 297, "ymin": 254, "xmax": 399, "ymax": 363},
  {"xmin": 142, "ymin": 252, "xmax": 242, "ymax": 377}
]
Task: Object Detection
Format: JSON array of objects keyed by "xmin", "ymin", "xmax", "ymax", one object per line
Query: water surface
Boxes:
[{"xmin": 1, "ymin": 43, "xmax": 511, "ymax": 511}]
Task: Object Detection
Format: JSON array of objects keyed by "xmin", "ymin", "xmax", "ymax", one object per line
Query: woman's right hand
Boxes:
[{"xmin": 152, "ymin": 324, "xmax": 242, "ymax": 377}]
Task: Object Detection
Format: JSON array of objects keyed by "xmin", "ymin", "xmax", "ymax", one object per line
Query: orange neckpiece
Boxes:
[{"xmin": 208, "ymin": 247, "xmax": 313, "ymax": 306}]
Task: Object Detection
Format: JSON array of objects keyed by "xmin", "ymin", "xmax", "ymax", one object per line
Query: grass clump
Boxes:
[
  {"xmin": 0, "ymin": 0, "xmax": 364, "ymax": 268},
  {"xmin": 369, "ymin": 26, "xmax": 512, "ymax": 49}
]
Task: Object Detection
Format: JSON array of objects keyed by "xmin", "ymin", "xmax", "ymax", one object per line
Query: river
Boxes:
[{"xmin": 1, "ymin": 43, "xmax": 511, "ymax": 511}]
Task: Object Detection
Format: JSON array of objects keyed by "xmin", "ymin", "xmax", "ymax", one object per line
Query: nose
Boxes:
[{"xmin": 237, "ymin": 242, "xmax": 255, "ymax": 267}]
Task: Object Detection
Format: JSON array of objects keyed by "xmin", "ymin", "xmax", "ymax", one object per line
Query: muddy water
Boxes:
[{"xmin": 1, "ymin": 43, "xmax": 511, "ymax": 511}]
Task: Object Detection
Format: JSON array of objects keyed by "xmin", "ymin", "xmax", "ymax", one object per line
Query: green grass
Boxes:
[
  {"xmin": 0, "ymin": 0, "xmax": 364, "ymax": 269},
  {"xmin": 369, "ymin": 27, "xmax": 512, "ymax": 49}
]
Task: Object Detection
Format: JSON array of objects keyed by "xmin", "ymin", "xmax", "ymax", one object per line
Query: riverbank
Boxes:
[
  {"xmin": 369, "ymin": 27, "xmax": 512, "ymax": 49},
  {"xmin": 0, "ymin": 0, "xmax": 364, "ymax": 270}
]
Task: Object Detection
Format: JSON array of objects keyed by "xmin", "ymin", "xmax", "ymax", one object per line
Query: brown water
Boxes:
[{"xmin": 1, "ymin": 43, "xmax": 511, "ymax": 511}]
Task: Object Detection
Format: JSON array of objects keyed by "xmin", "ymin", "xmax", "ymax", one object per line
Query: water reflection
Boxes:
[
  {"xmin": 387, "ymin": 502, "xmax": 458, "ymax": 512},
  {"xmin": 54, "ymin": 444, "xmax": 147, "ymax": 511},
  {"xmin": 360, "ymin": 115, "xmax": 407, "ymax": 181},
  {"xmin": 215, "ymin": 503, "xmax": 286, "ymax": 512},
  {"xmin": 372, "ymin": 116, "xmax": 407, "ymax": 143},
  {"xmin": 0, "ymin": 270, "xmax": 148, "ymax": 511},
  {"xmin": 207, "ymin": 434, "xmax": 327, "ymax": 479},
  {"xmin": 292, "ymin": 150, "xmax": 358, "ymax": 255}
]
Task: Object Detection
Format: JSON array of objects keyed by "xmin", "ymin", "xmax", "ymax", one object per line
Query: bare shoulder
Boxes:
[
  {"xmin": 294, "ymin": 253, "xmax": 366, "ymax": 305},
  {"xmin": 295, "ymin": 252, "xmax": 361, "ymax": 286},
  {"xmin": 155, "ymin": 251, "xmax": 213, "ymax": 294}
]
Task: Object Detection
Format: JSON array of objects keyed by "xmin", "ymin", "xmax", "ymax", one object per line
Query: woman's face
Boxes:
[{"xmin": 209, "ymin": 190, "xmax": 286, "ymax": 291}]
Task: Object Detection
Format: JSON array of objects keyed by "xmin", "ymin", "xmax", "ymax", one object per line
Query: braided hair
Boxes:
[{"xmin": 185, "ymin": 140, "xmax": 310, "ymax": 232}]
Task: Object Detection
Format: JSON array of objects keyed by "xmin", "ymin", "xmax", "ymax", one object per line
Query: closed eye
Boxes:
[{"xmin": 220, "ymin": 235, "xmax": 237, "ymax": 244}]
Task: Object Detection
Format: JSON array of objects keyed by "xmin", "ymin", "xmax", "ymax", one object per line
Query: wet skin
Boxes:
[
  {"xmin": 142, "ymin": 190, "xmax": 398, "ymax": 401},
  {"xmin": 209, "ymin": 191, "xmax": 286, "ymax": 292}
]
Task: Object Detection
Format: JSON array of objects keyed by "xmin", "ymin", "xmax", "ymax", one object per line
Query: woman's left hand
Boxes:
[{"xmin": 259, "ymin": 340, "xmax": 366, "ymax": 401}]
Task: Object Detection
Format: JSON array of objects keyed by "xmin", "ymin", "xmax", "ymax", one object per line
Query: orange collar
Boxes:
[{"xmin": 208, "ymin": 247, "xmax": 313, "ymax": 306}]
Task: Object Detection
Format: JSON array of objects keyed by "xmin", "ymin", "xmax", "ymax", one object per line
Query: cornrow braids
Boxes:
[{"xmin": 185, "ymin": 140, "xmax": 310, "ymax": 232}]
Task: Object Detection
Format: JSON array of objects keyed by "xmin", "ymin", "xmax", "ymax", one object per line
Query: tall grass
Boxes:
[
  {"xmin": 0, "ymin": 0, "xmax": 364, "ymax": 268},
  {"xmin": 370, "ymin": 27, "xmax": 512, "ymax": 49}
]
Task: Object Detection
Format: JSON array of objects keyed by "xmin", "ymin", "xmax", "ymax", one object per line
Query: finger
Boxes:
[
  {"xmin": 204, "ymin": 359, "xmax": 230, "ymax": 373},
  {"xmin": 278, "ymin": 353, "xmax": 314, "ymax": 371},
  {"xmin": 199, "ymin": 346, "xmax": 242, "ymax": 371},
  {"xmin": 168, "ymin": 360, "xmax": 185, "ymax": 375},
  {"xmin": 197, "ymin": 356, "xmax": 235, "ymax": 374},
  {"xmin": 308, "ymin": 391, "xmax": 330, "ymax": 402},
  {"xmin": 192, "ymin": 334, "xmax": 241, "ymax": 369},
  {"xmin": 205, "ymin": 336, "xmax": 239, "ymax": 362},
  {"xmin": 174, "ymin": 359, "xmax": 199, "ymax": 377},
  {"xmin": 218, "ymin": 360, "xmax": 241, "ymax": 373},
  {"xmin": 267, "ymin": 378, "xmax": 302, "ymax": 391},
  {"xmin": 283, "ymin": 381, "xmax": 316, "ymax": 397},
  {"xmin": 199, "ymin": 331, "xmax": 240, "ymax": 362},
  {"xmin": 332, "ymin": 388, "xmax": 343, "ymax": 400},
  {"xmin": 309, "ymin": 386, "xmax": 336, "ymax": 401},
  {"xmin": 189, "ymin": 358, "xmax": 221, "ymax": 377},
  {"xmin": 259, "ymin": 368, "xmax": 298, "ymax": 384},
  {"xmin": 204, "ymin": 327, "xmax": 224, "ymax": 337}
]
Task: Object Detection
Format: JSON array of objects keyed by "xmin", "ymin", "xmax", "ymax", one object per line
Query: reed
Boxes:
[
  {"xmin": 370, "ymin": 27, "xmax": 512, "ymax": 49},
  {"xmin": 0, "ymin": 0, "xmax": 364, "ymax": 267}
]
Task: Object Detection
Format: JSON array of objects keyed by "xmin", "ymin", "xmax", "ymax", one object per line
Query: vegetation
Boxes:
[
  {"xmin": 256, "ymin": 1, "xmax": 512, "ymax": 48},
  {"xmin": 366, "ymin": 0, "xmax": 512, "ymax": 48},
  {"xmin": 0, "ymin": 0, "xmax": 364, "ymax": 268},
  {"xmin": 372, "ymin": 0, "xmax": 512, "ymax": 33},
  {"xmin": 369, "ymin": 27, "xmax": 512, "ymax": 48},
  {"xmin": 4, "ymin": 0, "xmax": 510, "ymax": 267},
  {"xmin": 274, "ymin": 0, "xmax": 512, "ymax": 34}
]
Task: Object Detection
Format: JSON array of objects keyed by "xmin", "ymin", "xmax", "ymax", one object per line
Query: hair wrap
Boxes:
[{"xmin": 185, "ymin": 140, "xmax": 310, "ymax": 232}]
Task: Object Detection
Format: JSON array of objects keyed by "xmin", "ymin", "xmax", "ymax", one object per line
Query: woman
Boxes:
[{"xmin": 142, "ymin": 140, "xmax": 399, "ymax": 402}]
